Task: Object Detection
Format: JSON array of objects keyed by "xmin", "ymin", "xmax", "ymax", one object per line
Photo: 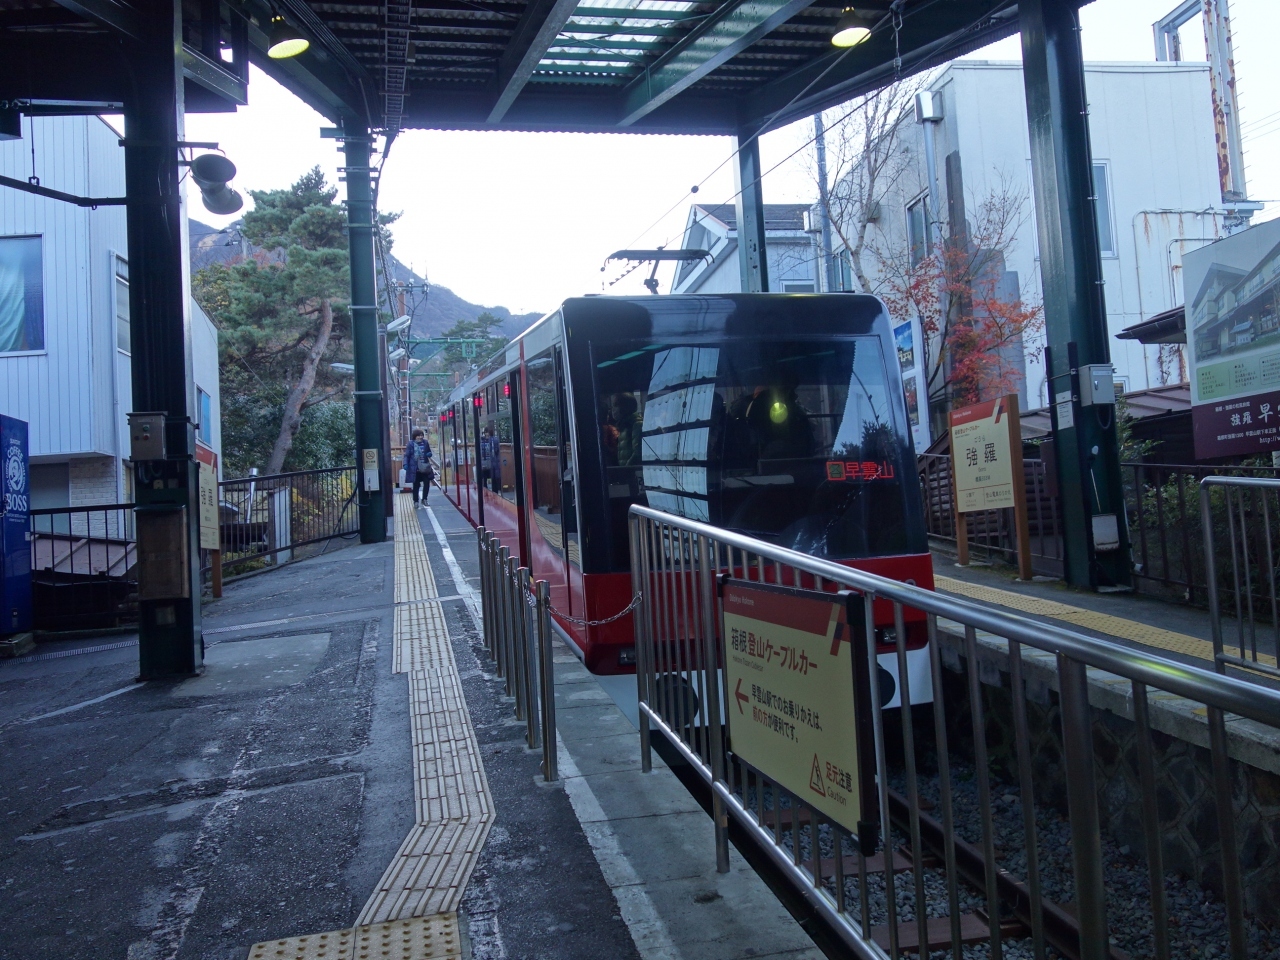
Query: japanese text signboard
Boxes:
[
  {"xmin": 721, "ymin": 579, "xmax": 877, "ymax": 841},
  {"xmin": 195, "ymin": 444, "xmax": 219, "ymax": 551},
  {"xmin": 1185, "ymin": 218, "xmax": 1280, "ymax": 459},
  {"xmin": 949, "ymin": 396, "xmax": 1018, "ymax": 513}
]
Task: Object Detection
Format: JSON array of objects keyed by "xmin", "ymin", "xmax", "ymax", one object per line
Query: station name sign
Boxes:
[{"xmin": 720, "ymin": 578, "xmax": 878, "ymax": 846}]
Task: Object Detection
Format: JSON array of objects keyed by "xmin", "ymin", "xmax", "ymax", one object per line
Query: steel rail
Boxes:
[{"xmin": 628, "ymin": 505, "xmax": 1280, "ymax": 727}]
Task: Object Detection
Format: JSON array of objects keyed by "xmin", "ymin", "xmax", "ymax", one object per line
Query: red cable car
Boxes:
[{"xmin": 437, "ymin": 294, "xmax": 934, "ymax": 708}]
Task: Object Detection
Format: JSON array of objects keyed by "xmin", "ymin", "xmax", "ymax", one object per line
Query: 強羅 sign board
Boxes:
[
  {"xmin": 949, "ymin": 396, "xmax": 1017, "ymax": 513},
  {"xmin": 1186, "ymin": 218, "xmax": 1280, "ymax": 459},
  {"xmin": 721, "ymin": 579, "xmax": 877, "ymax": 845}
]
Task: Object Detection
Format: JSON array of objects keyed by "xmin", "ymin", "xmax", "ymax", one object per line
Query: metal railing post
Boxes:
[
  {"xmin": 536, "ymin": 579, "xmax": 558, "ymax": 781},
  {"xmin": 697, "ymin": 532, "xmax": 729, "ymax": 874},
  {"xmin": 1057, "ymin": 654, "xmax": 1109, "ymax": 960},
  {"xmin": 631, "ymin": 513, "xmax": 653, "ymax": 774},
  {"xmin": 477, "ymin": 528, "xmax": 491, "ymax": 658},
  {"xmin": 496, "ymin": 546, "xmax": 511, "ymax": 684},
  {"xmin": 1202, "ymin": 480, "xmax": 1227, "ymax": 673},
  {"xmin": 519, "ymin": 566, "xmax": 539, "ymax": 745}
]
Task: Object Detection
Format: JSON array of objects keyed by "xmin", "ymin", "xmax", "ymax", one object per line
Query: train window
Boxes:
[
  {"xmin": 526, "ymin": 350, "xmax": 580, "ymax": 564},
  {"xmin": 494, "ymin": 375, "xmax": 516, "ymax": 502},
  {"xmin": 593, "ymin": 338, "xmax": 918, "ymax": 569},
  {"xmin": 527, "ymin": 355, "xmax": 564, "ymax": 554}
]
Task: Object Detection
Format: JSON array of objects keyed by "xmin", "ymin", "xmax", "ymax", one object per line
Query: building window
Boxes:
[
  {"xmin": 197, "ymin": 387, "xmax": 212, "ymax": 445},
  {"xmin": 1093, "ymin": 162, "xmax": 1116, "ymax": 258},
  {"xmin": 782, "ymin": 281, "xmax": 815, "ymax": 293},
  {"xmin": 0, "ymin": 235, "xmax": 45, "ymax": 353},
  {"xmin": 115, "ymin": 256, "xmax": 130, "ymax": 353},
  {"xmin": 906, "ymin": 195, "xmax": 929, "ymax": 267}
]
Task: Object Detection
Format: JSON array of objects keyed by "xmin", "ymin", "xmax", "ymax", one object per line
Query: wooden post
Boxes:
[
  {"xmin": 953, "ymin": 462, "xmax": 969, "ymax": 566},
  {"xmin": 1007, "ymin": 398, "xmax": 1034, "ymax": 580},
  {"xmin": 211, "ymin": 549, "xmax": 223, "ymax": 598}
]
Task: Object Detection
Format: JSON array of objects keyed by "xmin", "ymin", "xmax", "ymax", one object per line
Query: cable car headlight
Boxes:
[{"xmin": 769, "ymin": 400, "xmax": 789, "ymax": 424}]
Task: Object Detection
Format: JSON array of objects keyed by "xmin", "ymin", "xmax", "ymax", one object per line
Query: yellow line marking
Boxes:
[
  {"xmin": 934, "ymin": 575, "xmax": 1278, "ymax": 669},
  {"xmin": 245, "ymin": 496, "xmax": 489, "ymax": 959}
]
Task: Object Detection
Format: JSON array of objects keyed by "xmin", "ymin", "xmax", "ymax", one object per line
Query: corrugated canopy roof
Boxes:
[{"xmin": 0, "ymin": 0, "xmax": 1025, "ymax": 135}]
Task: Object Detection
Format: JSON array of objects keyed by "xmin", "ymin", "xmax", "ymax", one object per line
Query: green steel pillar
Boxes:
[
  {"xmin": 734, "ymin": 133, "xmax": 769, "ymax": 293},
  {"xmin": 344, "ymin": 129, "xmax": 387, "ymax": 542},
  {"xmin": 126, "ymin": 0, "xmax": 203, "ymax": 678},
  {"xmin": 1021, "ymin": 0, "xmax": 1130, "ymax": 589}
]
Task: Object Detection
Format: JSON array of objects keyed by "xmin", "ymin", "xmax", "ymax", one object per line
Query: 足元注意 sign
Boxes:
[
  {"xmin": 949, "ymin": 396, "xmax": 1017, "ymax": 513},
  {"xmin": 721, "ymin": 579, "xmax": 876, "ymax": 840}
]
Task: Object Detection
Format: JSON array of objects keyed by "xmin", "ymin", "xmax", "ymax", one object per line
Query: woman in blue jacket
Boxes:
[{"xmin": 403, "ymin": 429, "xmax": 434, "ymax": 506}]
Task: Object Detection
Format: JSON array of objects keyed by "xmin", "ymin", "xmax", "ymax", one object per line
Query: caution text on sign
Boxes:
[{"xmin": 721, "ymin": 580, "xmax": 876, "ymax": 837}]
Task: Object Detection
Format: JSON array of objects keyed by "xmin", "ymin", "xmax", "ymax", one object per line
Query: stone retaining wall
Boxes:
[{"xmin": 933, "ymin": 626, "xmax": 1280, "ymax": 925}]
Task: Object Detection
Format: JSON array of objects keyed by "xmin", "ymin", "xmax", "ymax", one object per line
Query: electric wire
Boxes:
[{"xmin": 608, "ymin": 0, "xmax": 1014, "ymax": 290}]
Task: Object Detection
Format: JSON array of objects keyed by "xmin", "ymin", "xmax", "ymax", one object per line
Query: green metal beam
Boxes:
[
  {"xmin": 618, "ymin": 0, "xmax": 816, "ymax": 126},
  {"xmin": 488, "ymin": 0, "xmax": 583, "ymax": 122},
  {"xmin": 345, "ymin": 131, "xmax": 386, "ymax": 543},
  {"xmin": 1021, "ymin": 0, "xmax": 1129, "ymax": 592}
]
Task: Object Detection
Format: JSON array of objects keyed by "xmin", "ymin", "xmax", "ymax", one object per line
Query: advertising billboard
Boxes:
[
  {"xmin": 1186, "ymin": 218, "xmax": 1280, "ymax": 459},
  {"xmin": 894, "ymin": 319, "xmax": 930, "ymax": 453}
]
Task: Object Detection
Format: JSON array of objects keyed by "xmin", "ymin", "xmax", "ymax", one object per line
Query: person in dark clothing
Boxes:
[{"xmin": 403, "ymin": 429, "xmax": 434, "ymax": 505}]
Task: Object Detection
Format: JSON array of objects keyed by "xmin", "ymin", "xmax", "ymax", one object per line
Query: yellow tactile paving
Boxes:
[
  {"xmin": 393, "ymin": 602, "xmax": 453, "ymax": 674},
  {"xmin": 245, "ymin": 914, "xmax": 460, "ymax": 960},
  {"xmin": 245, "ymin": 496, "xmax": 490, "ymax": 960},
  {"xmin": 935, "ymin": 575, "xmax": 1278, "ymax": 669}
]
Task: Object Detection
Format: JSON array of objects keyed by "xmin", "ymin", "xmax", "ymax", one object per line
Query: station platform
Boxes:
[
  {"xmin": 933, "ymin": 554, "xmax": 1278, "ymax": 679},
  {"xmin": 0, "ymin": 492, "xmax": 822, "ymax": 960}
]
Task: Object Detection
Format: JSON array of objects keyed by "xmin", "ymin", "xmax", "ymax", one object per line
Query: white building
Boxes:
[
  {"xmin": 824, "ymin": 59, "xmax": 1229, "ymax": 418},
  {"xmin": 0, "ymin": 115, "xmax": 221, "ymax": 509},
  {"xmin": 670, "ymin": 203, "xmax": 820, "ymax": 294}
]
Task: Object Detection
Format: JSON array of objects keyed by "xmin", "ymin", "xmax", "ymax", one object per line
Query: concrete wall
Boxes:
[{"xmin": 0, "ymin": 115, "xmax": 222, "ymax": 500}]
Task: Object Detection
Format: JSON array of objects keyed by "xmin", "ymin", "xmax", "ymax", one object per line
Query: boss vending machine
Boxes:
[{"xmin": 1, "ymin": 415, "xmax": 32, "ymax": 636}]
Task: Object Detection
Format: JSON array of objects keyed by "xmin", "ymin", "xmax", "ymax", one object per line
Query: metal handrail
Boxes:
[
  {"xmin": 629, "ymin": 503, "xmax": 1272, "ymax": 960},
  {"xmin": 1201, "ymin": 474, "xmax": 1280, "ymax": 682},
  {"xmin": 630, "ymin": 504, "xmax": 1280, "ymax": 726}
]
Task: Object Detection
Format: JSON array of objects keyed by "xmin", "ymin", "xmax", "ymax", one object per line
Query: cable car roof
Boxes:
[{"xmin": 0, "ymin": 0, "xmax": 1025, "ymax": 136}]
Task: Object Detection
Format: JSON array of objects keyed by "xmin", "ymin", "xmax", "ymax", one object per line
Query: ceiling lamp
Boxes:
[
  {"xmin": 267, "ymin": 16, "xmax": 310, "ymax": 59},
  {"xmin": 831, "ymin": 7, "xmax": 873, "ymax": 47}
]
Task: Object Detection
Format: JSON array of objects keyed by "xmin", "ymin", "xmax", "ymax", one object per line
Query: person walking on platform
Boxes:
[{"xmin": 404, "ymin": 429, "xmax": 434, "ymax": 507}]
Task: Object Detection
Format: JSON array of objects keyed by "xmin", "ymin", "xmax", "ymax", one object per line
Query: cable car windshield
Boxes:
[{"xmin": 593, "ymin": 337, "xmax": 921, "ymax": 569}]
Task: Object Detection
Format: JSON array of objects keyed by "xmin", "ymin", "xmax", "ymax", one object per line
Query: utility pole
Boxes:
[{"xmin": 813, "ymin": 113, "xmax": 837, "ymax": 292}]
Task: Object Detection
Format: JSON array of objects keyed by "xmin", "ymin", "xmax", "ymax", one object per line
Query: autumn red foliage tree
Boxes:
[{"xmin": 873, "ymin": 177, "xmax": 1044, "ymax": 411}]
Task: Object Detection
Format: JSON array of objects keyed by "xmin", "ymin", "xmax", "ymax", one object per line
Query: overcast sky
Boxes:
[{"xmin": 184, "ymin": 0, "xmax": 1280, "ymax": 316}]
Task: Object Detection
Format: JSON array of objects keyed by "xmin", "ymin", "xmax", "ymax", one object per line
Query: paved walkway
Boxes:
[{"xmin": 0, "ymin": 493, "xmax": 825, "ymax": 960}]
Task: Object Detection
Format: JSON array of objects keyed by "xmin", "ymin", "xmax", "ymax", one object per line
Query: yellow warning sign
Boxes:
[{"xmin": 721, "ymin": 579, "xmax": 875, "ymax": 835}]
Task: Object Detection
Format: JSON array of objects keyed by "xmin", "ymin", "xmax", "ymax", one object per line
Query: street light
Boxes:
[
  {"xmin": 388, "ymin": 347, "xmax": 406, "ymax": 362},
  {"xmin": 386, "ymin": 315, "xmax": 412, "ymax": 335}
]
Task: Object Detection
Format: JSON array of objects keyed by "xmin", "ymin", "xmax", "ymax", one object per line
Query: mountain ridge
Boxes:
[{"xmin": 188, "ymin": 217, "xmax": 541, "ymax": 340}]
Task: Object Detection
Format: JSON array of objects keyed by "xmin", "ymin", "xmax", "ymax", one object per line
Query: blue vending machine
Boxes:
[{"xmin": 1, "ymin": 415, "xmax": 32, "ymax": 635}]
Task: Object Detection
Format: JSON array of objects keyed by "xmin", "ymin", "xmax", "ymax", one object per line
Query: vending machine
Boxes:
[{"xmin": 1, "ymin": 415, "xmax": 32, "ymax": 636}]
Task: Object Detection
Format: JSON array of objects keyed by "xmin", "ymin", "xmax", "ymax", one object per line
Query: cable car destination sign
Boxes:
[{"xmin": 720, "ymin": 579, "xmax": 877, "ymax": 843}]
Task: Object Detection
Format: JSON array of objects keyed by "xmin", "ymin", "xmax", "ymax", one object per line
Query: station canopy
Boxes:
[{"xmin": 0, "ymin": 0, "xmax": 1022, "ymax": 136}]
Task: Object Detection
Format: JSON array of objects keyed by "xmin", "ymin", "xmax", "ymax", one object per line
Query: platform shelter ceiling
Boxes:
[{"xmin": 0, "ymin": 0, "xmax": 1036, "ymax": 136}]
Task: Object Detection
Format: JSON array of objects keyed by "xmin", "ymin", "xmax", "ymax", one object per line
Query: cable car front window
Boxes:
[{"xmin": 594, "ymin": 338, "xmax": 917, "ymax": 570}]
